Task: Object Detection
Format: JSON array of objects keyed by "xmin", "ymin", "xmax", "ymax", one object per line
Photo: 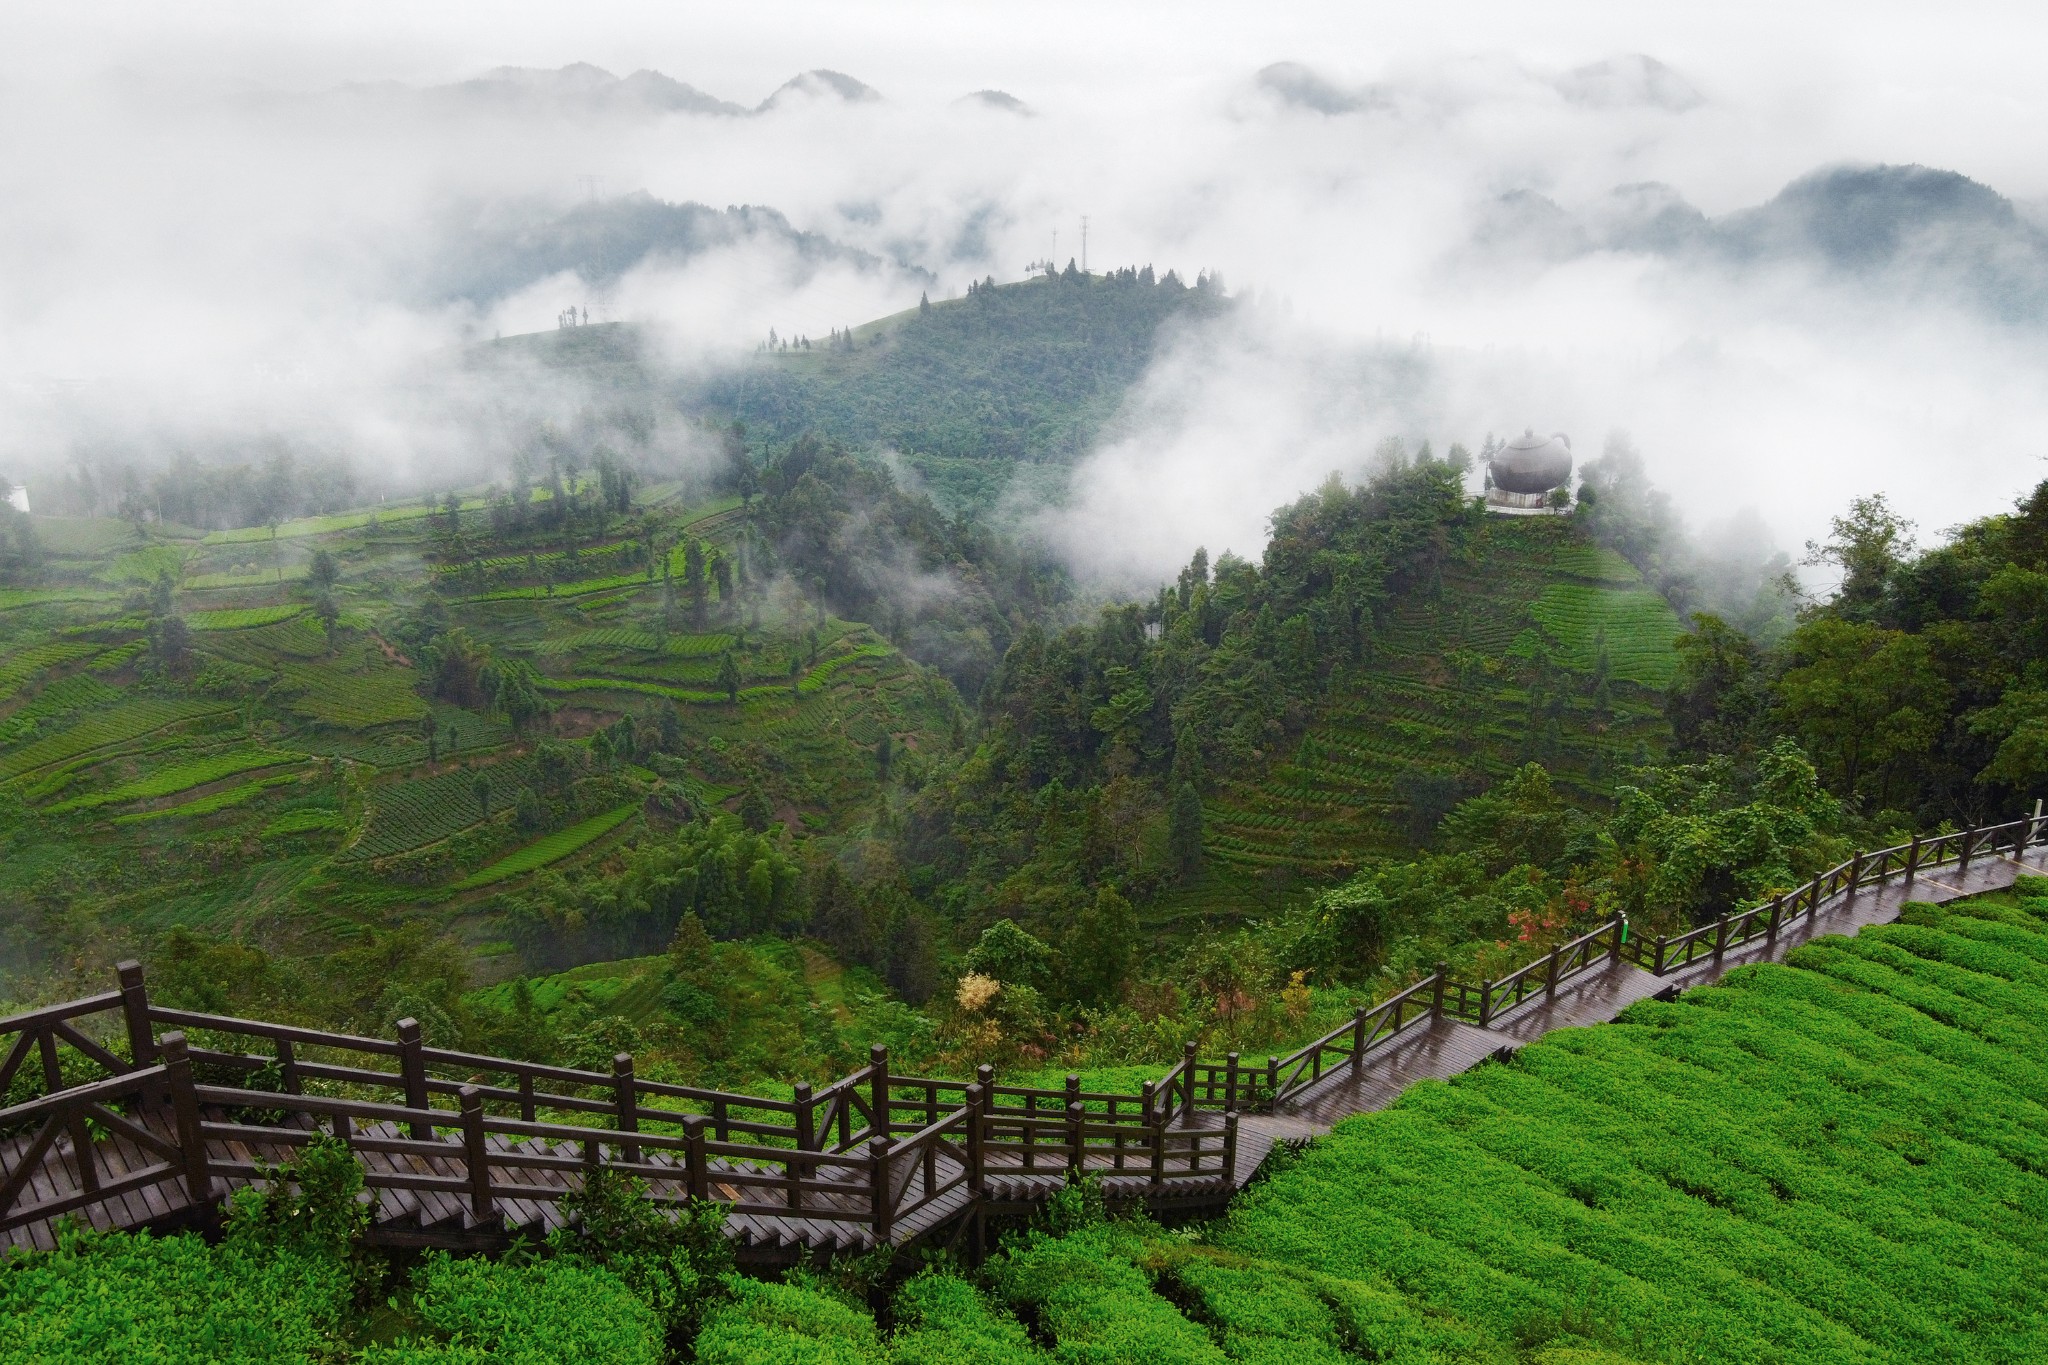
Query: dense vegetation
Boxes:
[{"xmin": 7, "ymin": 271, "xmax": 2048, "ymax": 1360}]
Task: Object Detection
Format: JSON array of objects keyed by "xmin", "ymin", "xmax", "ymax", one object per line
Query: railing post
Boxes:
[
  {"xmin": 683, "ymin": 1115, "xmax": 708, "ymax": 1202},
  {"xmin": 1766, "ymin": 896, "xmax": 1783, "ymax": 945},
  {"xmin": 395, "ymin": 1018, "xmax": 431, "ymax": 1141},
  {"xmin": 1712, "ymin": 916, "xmax": 1730, "ymax": 962},
  {"xmin": 607, "ymin": 1053, "xmax": 638, "ymax": 1165},
  {"xmin": 1221, "ymin": 1111, "xmax": 1239, "ymax": 1183},
  {"xmin": 1149, "ymin": 1102, "xmax": 1167, "ymax": 1185},
  {"xmin": 1545, "ymin": 945, "xmax": 1562, "ymax": 998},
  {"xmin": 1065, "ymin": 1100, "xmax": 1085, "ymax": 1174},
  {"xmin": 1478, "ymin": 980, "xmax": 1494, "ymax": 1028},
  {"xmin": 1180, "ymin": 1041, "xmax": 1197, "ymax": 1123},
  {"xmin": 1140, "ymin": 1080, "xmax": 1156, "ymax": 1129},
  {"xmin": 1266, "ymin": 1054, "xmax": 1279, "ymax": 1106},
  {"xmin": 870, "ymin": 1134, "xmax": 895, "ymax": 1240},
  {"xmin": 789, "ymin": 1081, "xmax": 815, "ymax": 1210},
  {"xmin": 869, "ymin": 1044, "xmax": 890, "ymax": 1138},
  {"xmin": 1351, "ymin": 1007, "xmax": 1368, "ymax": 1069},
  {"xmin": 1652, "ymin": 936, "xmax": 1669, "ymax": 975},
  {"xmin": 1608, "ymin": 916, "xmax": 1625, "ymax": 964},
  {"xmin": 274, "ymin": 1038, "xmax": 303, "ymax": 1095},
  {"xmin": 1905, "ymin": 834, "xmax": 1921, "ymax": 879},
  {"xmin": 1959, "ymin": 828, "xmax": 1976, "ymax": 874},
  {"xmin": 115, "ymin": 960, "xmax": 156, "ymax": 1074},
  {"xmin": 964, "ymin": 1083, "xmax": 986, "ymax": 1195},
  {"xmin": 460, "ymin": 1085, "xmax": 495, "ymax": 1226},
  {"xmin": 1223, "ymin": 1053, "xmax": 1239, "ymax": 1115},
  {"xmin": 1846, "ymin": 851, "xmax": 1864, "ymax": 899},
  {"xmin": 159, "ymin": 1032, "xmax": 215, "ymax": 1210}
]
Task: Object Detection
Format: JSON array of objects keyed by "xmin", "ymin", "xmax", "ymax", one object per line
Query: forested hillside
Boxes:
[{"xmin": 476, "ymin": 264, "xmax": 1231, "ymax": 512}]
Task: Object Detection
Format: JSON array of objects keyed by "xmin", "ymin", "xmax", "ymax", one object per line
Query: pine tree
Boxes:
[
  {"xmin": 1169, "ymin": 783, "xmax": 1204, "ymax": 879},
  {"xmin": 717, "ymin": 652, "xmax": 742, "ymax": 704}
]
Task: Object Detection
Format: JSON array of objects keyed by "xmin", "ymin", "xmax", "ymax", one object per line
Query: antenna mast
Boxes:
[{"xmin": 1080, "ymin": 216, "xmax": 1089, "ymax": 274}]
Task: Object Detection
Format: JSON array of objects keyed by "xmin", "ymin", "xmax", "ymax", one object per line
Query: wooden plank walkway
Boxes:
[
  {"xmin": 1266, "ymin": 844, "xmax": 2048, "ymax": 1135},
  {"xmin": 4, "ymin": 824, "xmax": 2042, "ymax": 1260}
]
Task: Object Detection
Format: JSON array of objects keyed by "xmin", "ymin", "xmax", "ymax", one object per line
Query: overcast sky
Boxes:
[{"xmin": 3, "ymin": 1, "xmax": 2045, "ymax": 581}]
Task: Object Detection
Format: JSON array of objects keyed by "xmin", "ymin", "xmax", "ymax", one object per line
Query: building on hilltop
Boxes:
[{"xmin": 1483, "ymin": 430, "xmax": 1572, "ymax": 514}]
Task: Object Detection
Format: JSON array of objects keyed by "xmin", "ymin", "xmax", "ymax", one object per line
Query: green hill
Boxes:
[
  {"xmin": 1177, "ymin": 516, "xmax": 1679, "ymax": 923},
  {"xmin": 479, "ymin": 267, "xmax": 1230, "ymax": 511},
  {"xmin": 0, "ymin": 487, "xmax": 957, "ymax": 969}
]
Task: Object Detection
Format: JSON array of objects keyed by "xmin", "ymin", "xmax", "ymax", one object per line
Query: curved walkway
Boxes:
[{"xmin": 2, "ymin": 820, "xmax": 2042, "ymax": 1262}]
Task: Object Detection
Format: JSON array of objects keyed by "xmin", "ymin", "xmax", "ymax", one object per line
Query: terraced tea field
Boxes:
[
  {"xmin": 1172, "ymin": 517, "xmax": 1678, "ymax": 922},
  {"xmin": 347, "ymin": 757, "xmax": 541, "ymax": 861},
  {"xmin": 0, "ymin": 489, "xmax": 951, "ymax": 965}
]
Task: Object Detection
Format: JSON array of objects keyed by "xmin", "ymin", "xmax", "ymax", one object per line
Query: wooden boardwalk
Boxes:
[
  {"xmin": 1265, "ymin": 839, "xmax": 2048, "ymax": 1137},
  {"xmin": 3, "ymin": 818, "xmax": 2042, "ymax": 1261}
]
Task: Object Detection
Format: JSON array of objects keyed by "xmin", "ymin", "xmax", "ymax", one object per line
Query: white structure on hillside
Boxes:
[
  {"xmin": 1483, "ymin": 431, "xmax": 1572, "ymax": 514},
  {"xmin": 4, "ymin": 484, "xmax": 26, "ymax": 514}
]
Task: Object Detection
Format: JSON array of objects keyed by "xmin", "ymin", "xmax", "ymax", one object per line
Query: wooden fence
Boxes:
[{"xmin": 2, "ymin": 811, "xmax": 2039, "ymax": 1251}]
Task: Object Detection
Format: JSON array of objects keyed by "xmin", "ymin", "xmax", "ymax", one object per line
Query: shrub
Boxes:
[
  {"xmin": 552, "ymin": 1168, "xmax": 733, "ymax": 1347},
  {"xmin": 365, "ymin": 1251, "xmax": 663, "ymax": 1365},
  {"xmin": 887, "ymin": 1270, "xmax": 1050, "ymax": 1364},
  {"xmin": 990, "ymin": 1222, "xmax": 1226, "ymax": 1365},
  {"xmin": 694, "ymin": 1275, "xmax": 881, "ymax": 1365},
  {"xmin": 0, "ymin": 1222, "xmax": 351, "ymax": 1365}
]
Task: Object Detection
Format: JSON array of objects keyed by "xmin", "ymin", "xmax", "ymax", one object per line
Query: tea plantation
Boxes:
[
  {"xmin": 1170, "ymin": 515, "xmax": 1680, "ymax": 927},
  {"xmin": 11, "ymin": 885, "xmax": 2043, "ymax": 1363},
  {"xmin": 0, "ymin": 485, "xmax": 957, "ymax": 961}
]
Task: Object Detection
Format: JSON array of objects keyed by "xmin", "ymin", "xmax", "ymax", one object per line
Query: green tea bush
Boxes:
[
  {"xmin": 991, "ymin": 1221, "xmax": 1226, "ymax": 1364},
  {"xmin": 695, "ymin": 1275, "xmax": 881, "ymax": 1365},
  {"xmin": 366, "ymin": 1252, "xmax": 664, "ymax": 1365},
  {"xmin": 886, "ymin": 1270, "xmax": 1051, "ymax": 1365},
  {"xmin": 0, "ymin": 1223, "xmax": 351, "ymax": 1365}
]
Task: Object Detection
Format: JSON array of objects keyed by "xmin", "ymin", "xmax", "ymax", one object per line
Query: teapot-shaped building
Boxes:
[{"xmin": 1483, "ymin": 430, "xmax": 1572, "ymax": 513}]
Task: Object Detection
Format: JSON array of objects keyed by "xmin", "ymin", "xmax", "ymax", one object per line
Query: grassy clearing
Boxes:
[{"xmin": 453, "ymin": 803, "xmax": 638, "ymax": 889}]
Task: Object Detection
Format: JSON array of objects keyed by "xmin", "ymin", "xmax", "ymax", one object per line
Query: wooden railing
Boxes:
[
  {"xmin": 1260, "ymin": 972, "xmax": 1442, "ymax": 1105},
  {"xmin": 2, "ymin": 810, "xmax": 2040, "ymax": 1248},
  {"xmin": 1640, "ymin": 817, "xmax": 2038, "ymax": 977}
]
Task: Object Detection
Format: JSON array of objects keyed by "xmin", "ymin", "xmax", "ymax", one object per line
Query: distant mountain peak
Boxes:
[
  {"xmin": 1253, "ymin": 61, "xmax": 1382, "ymax": 115},
  {"xmin": 758, "ymin": 69, "xmax": 882, "ymax": 111},
  {"xmin": 959, "ymin": 89, "xmax": 1031, "ymax": 115},
  {"xmin": 433, "ymin": 63, "xmax": 747, "ymax": 116}
]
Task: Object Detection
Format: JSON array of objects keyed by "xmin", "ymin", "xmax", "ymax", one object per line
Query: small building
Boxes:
[
  {"xmin": 1484, "ymin": 431, "xmax": 1572, "ymax": 514},
  {"xmin": 3, "ymin": 484, "xmax": 26, "ymax": 515}
]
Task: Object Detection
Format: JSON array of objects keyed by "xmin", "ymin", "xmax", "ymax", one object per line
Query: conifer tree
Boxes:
[{"xmin": 1169, "ymin": 782, "xmax": 1204, "ymax": 879}]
